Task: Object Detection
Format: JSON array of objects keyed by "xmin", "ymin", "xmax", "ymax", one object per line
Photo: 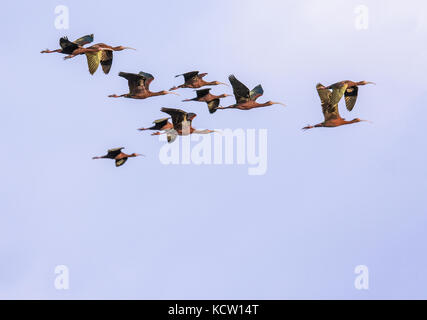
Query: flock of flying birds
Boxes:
[{"xmin": 41, "ymin": 34, "xmax": 375, "ymax": 167}]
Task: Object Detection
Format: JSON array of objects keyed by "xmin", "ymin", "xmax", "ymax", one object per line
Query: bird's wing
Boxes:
[
  {"xmin": 100, "ymin": 50, "xmax": 113, "ymax": 74},
  {"xmin": 344, "ymin": 86, "xmax": 359, "ymax": 111},
  {"xmin": 329, "ymin": 83, "xmax": 348, "ymax": 106},
  {"xmin": 73, "ymin": 34, "xmax": 94, "ymax": 46},
  {"xmin": 152, "ymin": 118, "xmax": 170, "ymax": 129},
  {"xmin": 161, "ymin": 107, "xmax": 187, "ymax": 128},
  {"xmin": 115, "ymin": 158, "xmax": 128, "ymax": 167},
  {"xmin": 59, "ymin": 36, "xmax": 79, "ymax": 53},
  {"xmin": 107, "ymin": 147, "xmax": 124, "ymax": 158},
  {"xmin": 317, "ymin": 84, "xmax": 343, "ymax": 121},
  {"xmin": 196, "ymin": 88, "xmax": 211, "ymax": 98},
  {"xmin": 138, "ymin": 71, "xmax": 155, "ymax": 90},
  {"xmin": 249, "ymin": 84, "xmax": 264, "ymax": 101},
  {"xmin": 229, "ymin": 75, "xmax": 250, "ymax": 104},
  {"xmin": 207, "ymin": 99, "xmax": 220, "ymax": 114},
  {"xmin": 85, "ymin": 51, "xmax": 103, "ymax": 75},
  {"xmin": 118, "ymin": 72, "xmax": 146, "ymax": 95},
  {"xmin": 166, "ymin": 130, "xmax": 178, "ymax": 144},
  {"xmin": 153, "ymin": 117, "xmax": 170, "ymax": 124},
  {"xmin": 176, "ymin": 71, "xmax": 199, "ymax": 82}
]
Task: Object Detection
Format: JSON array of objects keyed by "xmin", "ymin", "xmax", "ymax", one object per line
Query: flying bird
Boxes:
[
  {"xmin": 40, "ymin": 34, "xmax": 94, "ymax": 55},
  {"xmin": 63, "ymin": 43, "xmax": 135, "ymax": 75},
  {"xmin": 325, "ymin": 80, "xmax": 375, "ymax": 111},
  {"xmin": 182, "ymin": 88, "xmax": 232, "ymax": 114},
  {"xmin": 109, "ymin": 72, "xmax": 178, "ymax": 99},
  {"xmin": 92, "ymin": 147, "xmax": 143, "ymax": 167},
  {"xmin": 150, "ymin": 108, "xmax": 216, "ymax": 142},
  {"xmin": 302, "ymin": 83, "xmax": 369, "ymax": 130},
  {"xmin": 138, "ymin": 118, "xmax": 173, "ymax": 132},
  {"xmin": 216, "ymin": 75, "xmax": 285, "ymax": 111},
  {"xmin": 170, "ymin": 71, "xmax": 228, "ymax": 90}
]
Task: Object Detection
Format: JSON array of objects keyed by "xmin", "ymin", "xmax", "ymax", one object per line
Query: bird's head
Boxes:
[
  {"xmin": 213, "ymin": 81, "xmax": 229, "ymax": 86},
  {"xmin": 161, "ymin": 90, "xmax": 179, "ymax": 96},
  {"xmin": 358, "ymin": 81, "xmax": 376, "ymax": 86},
  {"xmin": 115, "ymin": 46, "xmax": 136, "ymax": 51},
  {"xmin": 352, "ymin": 118, "xmax": 372, "ymax": 124},
  {"xmin": 266, "ymin": 101, "xmax": 286, "ymax": 107},
  {"xmin": 187, "ymin": 113, "xmax": 197, "ymax": 121},
  {"xmin": 130, "ymin": 153, "xmax": 144, "ymax": 157}
]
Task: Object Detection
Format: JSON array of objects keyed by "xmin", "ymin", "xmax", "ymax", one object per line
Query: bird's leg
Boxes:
[
  {"xmin": 302, "ymin": 123, "xmax": 323, "ymax": 131},
  {"xmin": 63, "ymin": 53, "xmax": 78, "ymax": 60},
  {"xmin": 302, "ymin": 125, "xmax": 314, "ymax": 131},
  {"xmin": 151, "ymin": 132, "xmax": 165, "ymax": 136},
  {"xmin": 216, "ymin": 106, "xmax": 234, "ymax": 110},
  {"xmin": 40, "ymin": 49, "xmax": 61, "ymax": 54},
  {"xmin": 108, "ymin": 94, "xmax": 126, "ymax": 98}
]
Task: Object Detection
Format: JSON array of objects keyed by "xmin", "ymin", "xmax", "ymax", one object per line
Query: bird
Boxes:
[
  {"xmin": 92, "ymin": 147, "xmax": 143, "ymax": 167},
  {"xmin": 150, "ymin": 108, "xmax": 216, "ymax": 141},
  {"xmin": 109, "ymin": 72, "xmax": 178, "ymax": 99},
  {"xmin": 182, "ymin": 88, "xmax": 232, "ymax": 114},
  {"xmin": 170, "ymin": 71, "xmax": 228, "ymax": 90},
  {"xmin": 325, "ymin": 80, "xmax": 375, "ymax": 111},
  {"xmin": 40, "ymin": 34, "xmax": 94, "ymax": 55},
  {"xmin": 302, "ymin": 83, "xmax": 369, "ymax": 130},
  {"xmin": 138, "ymin": 117, "xmax": 173, "ymax": 132},
  {"xmin": 216, "ymin": 75, "xmax": 285, "ymax": 111},
  {"xmin": 63, "ymin": 43, "xmax": 136, "ymax": 75}
]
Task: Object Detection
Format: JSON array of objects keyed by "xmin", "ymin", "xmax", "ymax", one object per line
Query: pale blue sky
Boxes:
[{"xmin": 1, "ymin": 0, "xmax": 426, "ymax": 299}]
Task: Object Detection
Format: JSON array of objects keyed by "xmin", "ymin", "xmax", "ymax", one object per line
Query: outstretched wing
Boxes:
[
  {"xmin": 138, "ymin": 71, "xmax": 155, "ymax": 90},
  {"xmin": 176, "ymin": 71, "xmax": 199, "ymax": 82},
  {"xmin": 316, "ymin": 84, "xmax": 342, "ymax": 121},
  {"xmin": 118, "ymin": 72, "xmax": 146, "ymax": 95},
  {"xmin": 249, "ymin": 85, "xmax": 264, "ymax": 101},
  {"xmin": 196, "ymin": 88, "xmax": 211, "ymax": 98},
  {"xmin": 107, "ymin": 147, "xmax": 124, "ymax": 158},
  {"xmin": 73, "ymin": 34, "xmax": 94, "ymax": 46},
  {"xmin": 329, "ymin": 83, "xmax": 348, "ymax": 106},
  {"xmin": 85, "ymin": 51, "xmax": 103, "ymax": 75},
  {"xmin": 161, "ymin": 107, "xmax": 187, "ymax": 127},
  {"xmin": 115, "ymin": 158, "xmax": 128, "ymax": 167},
  {"xmin": 207, "ymin": 99, "xmax": 220, "ymax": 114},
  {"xmin": 100, "ymin": 50, "xmax": 113, "ymax": 74},
  {"xmin": 345, "ymin": 86, "xmax": 359, "ymax": 111},
  {"xmin": 59, "ymin": 36, "xmax": 79, "ymax": 54},
  {"xmin": 229, "ymin": 75, "xmax": 250, "ymax": 104},
  {"xmin": 152, "ymin": 118, "xmax": 170, "ymax": 130}
]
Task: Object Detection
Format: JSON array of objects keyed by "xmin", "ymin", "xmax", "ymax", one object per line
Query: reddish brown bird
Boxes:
[
  {"xmin": 302, "ymin": 83, "xmax": 369, "ymax": 130},
  {"xmin": 325, "ymin": 80, "xmax": 375, "ymax": 111},
  {"xmin": 138, "ymin": 118, "xmax": 173, "ymax": 132},
  {"xmin": 216, "ymin": 75, "xmax": 285, "ymax": 111},
  {"xmin": 109, "ymin": 72, "xmax": 178, "ymax": 99},
  {"xmin": 41, "ymin": 34, "xmax": 94, "ymax": 55},
  {"xmin": 92, "ymin": 147, "xmax": 143, "ymax": 167},
  {"xmin": 182, "ymin": 88, "xmax": 232, "ymax": 114},
  {"xmin": 65, "ymin": 43, "xmax": 135, "ymax": 75},
  {"xmin": 170, "ymin": 71, "xmax": 228, "ymax": 91},
  {"xmin": 150, "ymin": 108, "xmax": 216, "ymax": 142}
]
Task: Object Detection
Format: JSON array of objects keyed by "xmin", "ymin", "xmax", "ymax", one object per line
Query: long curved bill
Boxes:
[
  {"xmin": 273, "ymin": 101, "xmax": 286, "ymax": 107},
  {"xmin": 166, "ymin": 91, "xmax": 180, "ymax": 96},
  {"xmin": 124, "ymin": 47, "xmax": 137, "ymax": 50},
  {"xmin": 219, "ymin": 82, "xmax": 229, "ymax": 87}
]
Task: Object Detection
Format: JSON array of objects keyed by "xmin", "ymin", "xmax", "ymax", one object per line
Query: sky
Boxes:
[{"xmin": 1, "ymin": 0, "xmax": 427, "ymax": 299}]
